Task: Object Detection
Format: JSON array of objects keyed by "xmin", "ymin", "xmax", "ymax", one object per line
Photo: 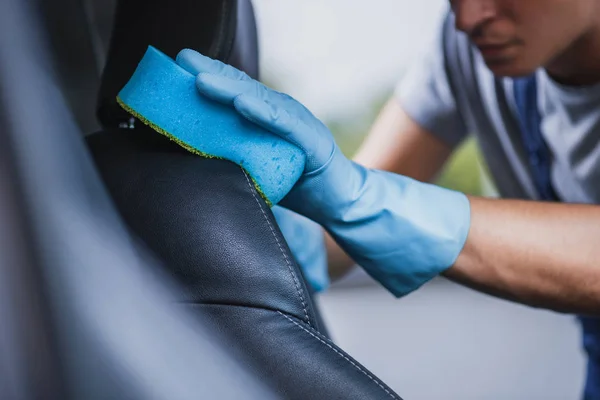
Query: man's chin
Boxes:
[{"xmin": 483, "ymin": 57, "xmax": 537, "ymax": 78}]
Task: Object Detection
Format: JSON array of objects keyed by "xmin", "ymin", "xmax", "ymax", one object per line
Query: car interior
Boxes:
[{"xmin": 1, "ymin": 0, "xmax": 404, "ymax": 398}]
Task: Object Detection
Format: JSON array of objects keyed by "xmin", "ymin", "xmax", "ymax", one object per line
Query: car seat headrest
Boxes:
[{"xmin": 97, "ymin": 0, "xmax": 259, "ymax": 129}]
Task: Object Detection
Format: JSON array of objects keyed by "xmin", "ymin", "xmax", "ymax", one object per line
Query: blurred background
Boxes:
[{"xmin": 253, "ymin": 1, "xmax": 585, "ymax": 399}]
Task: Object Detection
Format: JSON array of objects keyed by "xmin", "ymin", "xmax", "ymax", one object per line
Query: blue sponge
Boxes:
[{"xmin": 117, "ymin": 46, "xmax": 306, "ymax": 205}]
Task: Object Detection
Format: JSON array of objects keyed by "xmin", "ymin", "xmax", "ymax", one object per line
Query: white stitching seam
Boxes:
[
  {"xmin": 277, "ymin": 312, "xmax": 398, "ymax": 400},
  {"xmin": 241, "ymin": 171, "xmax": 312, "ymax": 327}
]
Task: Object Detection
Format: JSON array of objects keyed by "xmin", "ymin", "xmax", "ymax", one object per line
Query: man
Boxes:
[{"xmin": 175, "ymin": 0, "xmax": 600, "ymax": 397}]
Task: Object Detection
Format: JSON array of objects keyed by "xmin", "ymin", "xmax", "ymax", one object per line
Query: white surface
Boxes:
[
  {"xmin": 252, "ymin": 0, "xmax": 448, "ymax": 121},
  {"xmin": 317, "ymin": 280, "xmax": 586, "ymax": 400}
]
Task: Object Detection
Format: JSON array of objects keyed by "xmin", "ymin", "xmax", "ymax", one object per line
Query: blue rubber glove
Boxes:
[
  {"xmin": 176, "ymin": 49, "xmax": 471, "ymax": 297},
  {"xmin": 271, "ymin": 206, "xmax": 329, "ymax": 293}
]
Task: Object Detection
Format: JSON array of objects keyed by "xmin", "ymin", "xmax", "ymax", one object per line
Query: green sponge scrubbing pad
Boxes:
[{"xmin": 117, "ymin": 46, "xmax": 306, "ymax": 205}]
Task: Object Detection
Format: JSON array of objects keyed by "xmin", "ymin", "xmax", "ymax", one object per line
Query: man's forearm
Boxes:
[{"xmin": 446, "ymin": 197, "xmax": 600, "ymax": 315}]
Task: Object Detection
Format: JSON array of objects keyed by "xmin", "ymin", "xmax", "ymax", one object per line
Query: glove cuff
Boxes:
[
  {"xmin": 281, "ymin": 149, "xmax": 472, "ymax": 298},
  {"xmin": 341, "ymin": 172, "xmax": 472, "ymax": 297}
]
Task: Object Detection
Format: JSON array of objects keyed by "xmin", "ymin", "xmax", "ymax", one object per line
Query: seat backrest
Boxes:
[
  {"xmin": 89, "ymin": 1, "xmax": 403, "ymax": 398},
  {"xmin": 0, "ymin": 1, "xmax": 274, "ymax": 398},
  {"xmin": 88, "ymin": 128, "xmax": 402, "ymax": 400}
]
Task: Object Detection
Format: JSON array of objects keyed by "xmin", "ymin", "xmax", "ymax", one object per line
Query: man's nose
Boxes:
[{"xmin": 452, "ymin": 0, "xmax": 497, "ymax": 34}]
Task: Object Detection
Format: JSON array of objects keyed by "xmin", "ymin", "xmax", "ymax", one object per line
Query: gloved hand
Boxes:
[
  {"xmin": 176, "ymin": 49, "xmax": 471, "ymax": 297},
  {"xmin": 271, "ymin": 206, "xmax": 329, "ymax": 293}
]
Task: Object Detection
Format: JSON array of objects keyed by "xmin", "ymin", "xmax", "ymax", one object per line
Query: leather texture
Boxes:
[
  {"xmin": 228, "ymin": 0, "xmax": 260, "ymax": 80},
  {"xmin": 87, "ymin": 128, "xmax": 402, "ymax": 399},
  {"xmin": 87, "ymin": 129, "xmax": 319, "ymax": 328}
]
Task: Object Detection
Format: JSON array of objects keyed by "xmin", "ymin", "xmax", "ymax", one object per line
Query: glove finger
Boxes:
[
  {"xmin": 196, "ymin": 73, "xmax": 302, "ymax": 110},
  {"xmin": 176, "ymin": 50, "xmax": 319, "ymax": 124},
  {"xmin": 196, "ymin": 71, "xmax": 312, "ymax": 114},
  {"xmin": 176, "ymin": 49, "xmax": 250, "ymax": 81},
  {"xmin": 233, "ymin": 94, "xmax": 296, "ymax": 136},
  {"xmin": 196, "ymin": 74, "xmax": 270, "ymax": 105},
  {"xmin": 234, "ymin": 94, "xmax": 333, "ymax": 170}
]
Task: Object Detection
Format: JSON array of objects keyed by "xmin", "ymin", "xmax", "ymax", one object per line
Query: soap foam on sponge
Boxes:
[{"xmin": 117, "ymin": 46, "xmax": 306, "ymax": 205}]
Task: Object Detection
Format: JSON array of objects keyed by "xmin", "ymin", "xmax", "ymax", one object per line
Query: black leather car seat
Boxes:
[
  {"xmin": 0, "ymin": 1, "xmax": 274, "ymax": 398},
  {"xmin": 86, "ymin": 0, "xmax": 404, "ymax": 398}
]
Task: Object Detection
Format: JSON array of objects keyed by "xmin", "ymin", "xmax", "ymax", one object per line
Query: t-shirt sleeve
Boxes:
[{"xmin": 395, "ymin": 11, "xmax": 468, "ymax": 148}]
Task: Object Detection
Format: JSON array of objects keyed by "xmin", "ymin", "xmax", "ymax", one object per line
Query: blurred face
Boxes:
[{"xmin": 450, "ymin": 0, "xmax": 599, "ymax": 77}]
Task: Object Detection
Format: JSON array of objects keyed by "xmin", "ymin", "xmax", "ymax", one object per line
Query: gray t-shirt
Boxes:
[{"xmin": 396, "ymin": 11, "xmax": 600, "ymax": 204}]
